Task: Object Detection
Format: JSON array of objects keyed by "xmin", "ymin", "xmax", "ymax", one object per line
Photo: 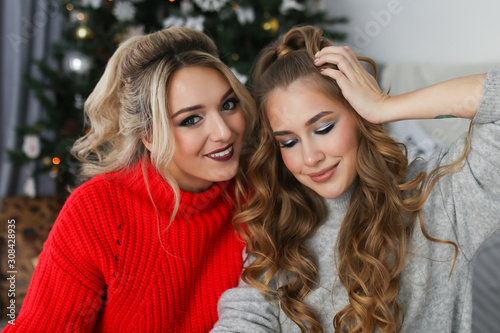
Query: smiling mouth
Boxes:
[
  {"xmin": 206, "ymin": 144, "xmax": 234, "ymax": 162},
  {"xmin": 308, "ymin": 162, "xmax": 339, "ymax": 183}
]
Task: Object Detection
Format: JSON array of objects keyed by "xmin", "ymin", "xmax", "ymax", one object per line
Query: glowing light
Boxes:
[
  {"xmin": 232, "ymin": 4, "xmax": 239, "ymax": 10},
  {"xmin": 77, "ymin": 12, "xmax": 85, "ymax": 21},
  {"xmin": 70, "ymin": 58, "xmax": 82, "ymax": 71},
  {"xmin": 42, "ymin": 157, "xmax": 51, "ymax": 166},
  {"xmin": 232, "ymin": 53, "xmax": 239, "ymax": 61},
  {"xmin": 66, "ymin": 4, "xmax": 74, "ymax": 11},
  {"xmin": 76, "ymin": 26, "xmax": 89, "ymax": 39},
  {"xmin": 269, "ymin": 18, "xmax": 279, "ymax": 34},
  {"xmin": 52, "ymin": 157, "xmax": 61, "ymax": 165},
  {"xmin": 262, "ymin": 18, "xmax": 279, "ymax": 34}
]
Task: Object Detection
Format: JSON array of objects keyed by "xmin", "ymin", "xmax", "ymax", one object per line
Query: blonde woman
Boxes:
[
  {"xmin": 212, "ymin": 26, "xmax": 500, "ymax": 332},
  {"xmin": 3, "ymin": 27, "xmax": 255, "ymax": 332}
]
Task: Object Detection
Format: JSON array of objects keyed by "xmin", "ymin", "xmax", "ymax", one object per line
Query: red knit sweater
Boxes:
[{"xmin": 2, "ymin": 161, "xmax": 244, "ymax": 332}]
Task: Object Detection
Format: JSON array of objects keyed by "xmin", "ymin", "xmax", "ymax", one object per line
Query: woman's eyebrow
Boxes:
[
  {"xmin": 305, "ymin": 111, "xmax": 333, "ymax": 127},
  {"xmin": 171, "ymin": 104, "xmax": 204, "ymax": 118},
  {"xmin": 171, "ymin": 88, "xmax": 234, "ymax": 119},
  {"xmin": 273, "ymin": 130, "xmax": 292, "ymax": 137},
  {"xmin": 220, "ymin": 88, "xmax": 234, "ymax": 102},
  {"xmin": 273, "ymin": 111, "xmax": 334, "ymax": 136}
]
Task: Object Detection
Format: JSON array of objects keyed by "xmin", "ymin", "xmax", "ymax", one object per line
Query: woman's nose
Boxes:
[
  {"xmin": 303, "ymin": 141, "xmax": 325, "ymax": 167},
  {"xmin": 209, "ymin": 113, "xmax": 232, "ymax": 142}
]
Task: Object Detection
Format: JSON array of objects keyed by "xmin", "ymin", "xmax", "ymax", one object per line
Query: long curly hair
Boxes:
[
  {"xmin": 72, "ymin": 27, "xmax": 255, "ymax": 218},
  {"xmin": 233, "ymin": 26, "xmax": 470, "ymax": 332}
]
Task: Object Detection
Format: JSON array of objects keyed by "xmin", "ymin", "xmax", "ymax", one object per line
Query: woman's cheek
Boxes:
[
  {"xmin": 281, "ymin": 150, "xmax": 300, "ymax": 175},
  {"xmin": 334, "ymin": 127, "xmax": 358, "ymax": 156}
]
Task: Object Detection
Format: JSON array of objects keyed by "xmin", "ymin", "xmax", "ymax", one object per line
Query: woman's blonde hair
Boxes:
[
  {"xmin": 72, "ymin": 27, "xmax": 255, "ymax": 217},
  {"xmin": 234, "ymin": 26, "xmax": 470, "ymax": 332}
]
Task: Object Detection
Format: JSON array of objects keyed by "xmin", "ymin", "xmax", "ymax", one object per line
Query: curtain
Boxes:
[{"xmin": 0, "ymin": 0, "xmax": 63, "ymax": 202}]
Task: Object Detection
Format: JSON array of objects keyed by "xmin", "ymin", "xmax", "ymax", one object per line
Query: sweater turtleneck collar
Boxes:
[
  {"xmin": 115, "ymin": 159, "xmax": 233, "ymax": 215},
  {"xmin": 323, "ymin": 178, "xmax": 357, "ymax": 225}
]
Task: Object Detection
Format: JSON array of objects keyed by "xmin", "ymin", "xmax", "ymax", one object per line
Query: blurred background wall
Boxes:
[{"xmin": 326, "ymin": 0, "xmax": 500, "ymax": 64}]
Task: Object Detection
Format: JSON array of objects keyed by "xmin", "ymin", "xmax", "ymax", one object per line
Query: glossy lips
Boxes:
[
  {"xmin": 308, "ymin": 162, "xmax": 339, "ymax": 183},
  {"xmin": 206, "ymin": 144, "xmax": 234, "ymax": 162}
]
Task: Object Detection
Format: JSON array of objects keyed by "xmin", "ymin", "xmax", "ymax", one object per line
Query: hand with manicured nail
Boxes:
[{"xmin": 314, "ymin": 46, "xmax": 389, "ymax": 124}]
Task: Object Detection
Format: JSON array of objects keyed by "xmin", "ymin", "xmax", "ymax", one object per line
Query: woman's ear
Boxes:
[{"xmin": 142, "ymin": 137, "xmax": 153, "ymax": 152}]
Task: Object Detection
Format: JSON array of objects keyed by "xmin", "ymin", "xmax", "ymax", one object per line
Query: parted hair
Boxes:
[
  {"xmin": 233, "ymin": 26, "xmax": 469, "ymax": 332},
  {"xmin": 72, "ymin": 27, "xmax": 255, "ymax": 217}
]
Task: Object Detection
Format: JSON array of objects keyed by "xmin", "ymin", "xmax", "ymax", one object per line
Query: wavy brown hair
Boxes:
[{"xmin": 233, "ymin": 26, "xmax": 470, "ymax": 332}]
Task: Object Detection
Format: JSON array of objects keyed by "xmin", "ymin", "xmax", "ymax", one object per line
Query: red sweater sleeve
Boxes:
[{"xmin": 2, "ymin": 184, "xmax": 108, "ymax": 332}]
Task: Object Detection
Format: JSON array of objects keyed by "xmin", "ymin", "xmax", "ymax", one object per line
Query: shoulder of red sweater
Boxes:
[{"xmin": 68, "ymin": 166, "xmax": 140, "ymax": 202}]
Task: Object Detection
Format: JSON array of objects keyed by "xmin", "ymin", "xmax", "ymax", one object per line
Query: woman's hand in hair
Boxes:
[
  {"xmin": 315, "ymin": 46, "xmax": 485, "ymax": 122},
  {"xmin": 314, "ymin": 46, "xmax": 391, "ymax": 124}
]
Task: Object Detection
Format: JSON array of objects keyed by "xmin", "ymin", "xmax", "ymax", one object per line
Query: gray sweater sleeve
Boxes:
[
  {"xmin": 430, "ymin": 68, "xmax": 500, "ymax": 260},
  {"xmin": 210, "ymin": 275, "xmax": 281, "ymax": 333}
]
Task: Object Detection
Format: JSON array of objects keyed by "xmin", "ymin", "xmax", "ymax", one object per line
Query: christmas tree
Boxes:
[{"xmin": 9, "ymin": 0, "xmax": 347, "ymax": 196}]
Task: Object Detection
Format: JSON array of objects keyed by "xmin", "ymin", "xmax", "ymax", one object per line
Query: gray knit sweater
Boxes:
[{"xmin": 212, "ymin": 69, "xmax": 500, "ymax": 333}]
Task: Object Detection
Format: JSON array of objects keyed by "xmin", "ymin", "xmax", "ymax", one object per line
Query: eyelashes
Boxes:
[
  {"xmin": 221, "ymin": 97, "xmax": 239, "ymax": 111},
  {"xmin": 177, "ymin": 97, "xmax": 240, "ymax": 127},
  {"xmin": 280, "ymin": 139, "xmax": 297, "ymax": 149},
  {"xmin": 278, "ymin": 122, "xmax": 336, "ymax": 149},
  {"xmin": 179, "ymin": 115, "xmax": 202, "ymax": 127},
  {"xmin": 315, "ymin": 122, "xmax": 335, "ymax": 135}
]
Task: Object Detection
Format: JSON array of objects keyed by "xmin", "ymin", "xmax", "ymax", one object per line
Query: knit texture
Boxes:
[
  {"xmin": 3, "ymin": 160, "xmax": 244, "ymax": 332},
  {"xmin": 212, "ymin": 68, "xmax": 500, "ymax": 333}
]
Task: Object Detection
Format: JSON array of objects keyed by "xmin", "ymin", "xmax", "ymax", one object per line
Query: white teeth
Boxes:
[{"xmin": 208, "ymin": 145, "xmax": 232, "ymax": 158}]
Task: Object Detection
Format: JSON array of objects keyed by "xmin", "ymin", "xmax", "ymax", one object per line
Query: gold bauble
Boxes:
[{"xmin": 262, "ymin": 17, "xmax": 279, "ymax": 35}]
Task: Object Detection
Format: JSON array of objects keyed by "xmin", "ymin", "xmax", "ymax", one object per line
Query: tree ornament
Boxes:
[
  {"xmin": 163, "ymin": 16, "xmax": 185, "ymax": 28},
  {"xmin": 193, "ymin": 0, "xmax": 228, "ymax": 12},
  {"xmin": 50, "ymin": 167, "xmax": 59, "ymax": 179},
  {"xmin": 64, "ymin": 51, "xmax": 92, "ymax": 74},
  {"xmin": 184, "ymin": 16, "xmax": 205, "ymax": 31},
  {"xmin": 74, "ymin": 94, "xmax": 83, "ymax": 109},
  {"xmin": 280, "ymin": 0, "xmax": 304, "ymax": 14},
  {"xmin": 113, "ymin": 1, "xmax": 137, "ymax": 22},
  {"xmin": 231, "ymin": 67, "xmax": 248, "ymax": 84},
  {"xmin": 164, "ymin": 16, "xmax": 205, "ymax": 32},
  {"xmin": 70, "ymin": 10, "xmax": 87, "ymax": 23},
  {"xmin": 80, "ymin": 0, "xmax": 102, "ymax": 9},
  {"xmin": 262, "ymin": 17, "xmax": 279, "ymax": 35},
  {"xmin": 181, "ymin": 0, "xmax": 194, "ymax": 15},
  {"xmin": 22, "ymin": 134, "xmax": 41, "ymax": 159},
  {"xmin": 122, "ymin": 25, "xmax": 145, "ymax": 41},
  {"xmin": 235, "ymin": 7, "xmax": 255, "ymax": 25},
  {"xmin": 24, "ymin": 175, "xmax": 36, "ymax": 198},
  {"xmin": 42, "ymin": 157, "xmax": 52, "ymax": 167}
]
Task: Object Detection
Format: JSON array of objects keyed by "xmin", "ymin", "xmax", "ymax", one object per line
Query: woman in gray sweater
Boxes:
[{"xmin": 212, "ymin": 26, "xmax": 500, "ymax": 332}]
